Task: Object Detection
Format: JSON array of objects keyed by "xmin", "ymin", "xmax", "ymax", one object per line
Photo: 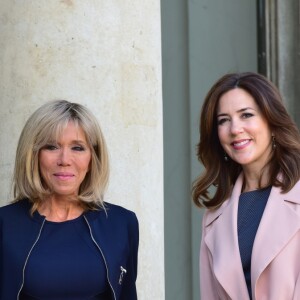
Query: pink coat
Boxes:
[{"xmin": 200, "ymin": 173, "xmax": 300, "ymax": 300}]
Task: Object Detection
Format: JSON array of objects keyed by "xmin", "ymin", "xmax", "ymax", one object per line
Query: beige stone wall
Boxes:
[{"xmin": 0, "ymin": 1, "xmax": 164, "ymax": 299}]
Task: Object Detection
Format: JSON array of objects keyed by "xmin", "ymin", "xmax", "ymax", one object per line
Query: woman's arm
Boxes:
[
  {"xmin": 200, "ymin": 212, "xmax": 220, "ymax": 300},
  {"xmin": 120, "ymin": 212, "xmax": 139, "ymax": 300}
]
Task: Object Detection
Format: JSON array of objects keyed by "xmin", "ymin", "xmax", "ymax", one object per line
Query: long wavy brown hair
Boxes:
[{"xmin": 192, "ymin": 72, "xmax": 300, "ymax": 209}]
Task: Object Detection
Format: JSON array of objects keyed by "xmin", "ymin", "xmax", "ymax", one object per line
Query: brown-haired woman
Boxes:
[{"xmin": 193, "ymin": 72, "xmax": 300, "ymax": 299}]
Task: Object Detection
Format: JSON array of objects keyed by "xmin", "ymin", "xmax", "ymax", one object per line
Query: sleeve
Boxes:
[
  {"xmin": 0, "ymin": 217, "xmax": 3, "ymax": 296},
  {"xmin": 199, "ymin": 212, "xmax": 220, "ymax": 300},
  {"xmin": 120, "ymin": 212, "xmax": 139, "ymax": 300}
]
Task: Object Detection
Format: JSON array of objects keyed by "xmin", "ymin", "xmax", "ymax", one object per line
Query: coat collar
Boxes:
[
  {"xmin": 204, "ymin": 173, "xmax": 249, "ymax": 299},
  {"xmin": 251, "ymin": 180, "xmax": 300, "ymax": 296},
  {"xmin": 203, "ymin": 174, "xmax": 300, "ymax": 300}
]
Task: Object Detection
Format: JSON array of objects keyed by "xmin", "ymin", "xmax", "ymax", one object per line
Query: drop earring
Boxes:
[
  {"xmin": 272, "ymin": 136, "xmax": 276, "ymax": 149},
  {"xmin": 224, "ymin": 152, "xmax": 229, "ymax": 161}
]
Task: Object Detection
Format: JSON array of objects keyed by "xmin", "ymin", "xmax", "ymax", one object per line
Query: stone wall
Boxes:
[{"xmin": 0, "ymin": 1, "xmax": 164, "ymax": 299}]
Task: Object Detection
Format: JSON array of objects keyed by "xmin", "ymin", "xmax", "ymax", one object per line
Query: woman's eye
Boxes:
[
  {"xmin": 72, "ymin": 146, "xmax": 85, "ymax": 151},
  {"xmin": 44, "ymin": 144, "xmax": 58, "ymax": 150},
  {"xmin": 217, "ymin": 118, "xmax": 228, "ymax": 125},
  {"xmin": 242, "ymin": 113, "xmax": 253, "ymax": 118}
]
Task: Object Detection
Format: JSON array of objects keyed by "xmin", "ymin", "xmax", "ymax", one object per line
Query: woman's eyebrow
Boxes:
[{"xmin": 217, "ymin": 107, "xmax": 255, "ymax": 117}]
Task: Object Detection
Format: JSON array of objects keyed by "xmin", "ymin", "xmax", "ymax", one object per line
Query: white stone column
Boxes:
[{"xmin": 0, "ymin": 1, "xmax": 164, "ymax": 299}]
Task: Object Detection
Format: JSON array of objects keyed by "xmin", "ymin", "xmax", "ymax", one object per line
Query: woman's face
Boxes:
[
  {"xmin": 217, "ymin": 88, "xmax": 273, "ymax": 172},
  {"xmin": 39, "ymin": 121, "xmax": 91, "ymax": 199}
]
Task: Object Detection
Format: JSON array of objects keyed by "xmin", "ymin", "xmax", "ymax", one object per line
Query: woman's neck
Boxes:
[
  {"xmin": 242, "ymin": 166, "xmax": 270, "ymax": 193},
  {"xmin": 38, "ymin": 196, "xmax": 84, "ymax": 222}
]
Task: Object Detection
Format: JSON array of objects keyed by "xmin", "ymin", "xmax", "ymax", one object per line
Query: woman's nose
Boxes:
[
  {"xmin": 230, "ymin": 119, "xmax": 243, "ymax": 135},
  {"xmin": 57, "ymin": 148, "xmax": 71, "ymax": 166}
]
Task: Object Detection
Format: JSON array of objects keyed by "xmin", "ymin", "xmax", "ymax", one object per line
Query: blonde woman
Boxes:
[{"xmin": 0, "ymin": 100, "xmax": 139, "ymax": 300}]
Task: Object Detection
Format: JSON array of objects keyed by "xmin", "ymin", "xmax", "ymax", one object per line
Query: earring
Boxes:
[
  {"xmin": 272, "ymin": 136, "xmax": 276, "ymax": 149},
  {"xmin": 224, "ymin": 152, "xmax": 229, "ymax": 161}
]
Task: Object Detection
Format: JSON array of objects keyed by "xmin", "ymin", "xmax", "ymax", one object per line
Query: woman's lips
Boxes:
[
  {"xmin": 54, "ymin": 172, "xmax": 74, "ymax": 180},
  {"xmin": 231, "ymin": 139, "xmax": 251, "ymax": 150}
]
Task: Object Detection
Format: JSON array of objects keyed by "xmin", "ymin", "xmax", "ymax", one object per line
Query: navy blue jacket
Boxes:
[{"xmin": 0, "ymin": 199, "xmax": 139, "ymax": 300}]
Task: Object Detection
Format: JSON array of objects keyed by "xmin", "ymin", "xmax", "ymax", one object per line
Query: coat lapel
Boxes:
[
  {"xmin": 251, "ymin": 181, "xmax": 300, "ymax": 293},
  {"xmin": 204, "ymin": 174, "xmax": 250, "ymax": 299}
]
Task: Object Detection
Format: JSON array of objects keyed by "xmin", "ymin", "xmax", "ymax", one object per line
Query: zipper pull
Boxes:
[{"xmin": 119, "ymin": 266, "xmax": 127, "ymax": 285}]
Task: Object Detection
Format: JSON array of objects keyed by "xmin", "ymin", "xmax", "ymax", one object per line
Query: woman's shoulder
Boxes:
[
  {"xmin": 104, "ymin": 202, "xmax": 136, "ymax": 216},
  {"xmin": 202, "ymin": 198, "xmax": 231, "ymax": 228},
  {"xmin": 291, "ymin": 179, "xmax": 300, "ymax": 191},
  {"xmin": 279, "ymin": 179, "xmax": 300, "ymax": 204},
  {"xmin": 87, "ymin": 202, "xmax": 138, "ymax": 224},
  {"xmin": 105, "ymin": 202, "xmax": 139, "ymax": 229},
  {"xmin": 0, "ymin": 199, "xmax": 30, "ymax": 217},
  {"xmin": 85, "ymin": 202, "xmax": 139, "ymax": 241}
]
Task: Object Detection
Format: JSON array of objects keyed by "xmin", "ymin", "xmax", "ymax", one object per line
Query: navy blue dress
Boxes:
[
  {"xmin": 237, "ymin": 186, "xmax": 271, "ymax": 300},
  {"xmin": 20, "ymin": 215, "xmax": 111, "ymax": 300}
]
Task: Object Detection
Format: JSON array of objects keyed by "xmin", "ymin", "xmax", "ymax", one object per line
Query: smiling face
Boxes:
[
  {"xmin": 217, "ymin": 88, "xmax": 273, "ymax": 172},
  {"xmin": 39, "ymin": 121, "xmax": 92, "ymax": 200}
]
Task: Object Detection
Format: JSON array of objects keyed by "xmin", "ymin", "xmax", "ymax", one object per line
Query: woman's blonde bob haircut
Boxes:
[{"xmin": 13, "ymin": 100, "xmax": 109, "ymax": 211}]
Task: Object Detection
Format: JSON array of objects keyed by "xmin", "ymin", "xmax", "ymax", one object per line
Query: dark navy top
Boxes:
[
  {"xmin": 237, "ymin": 186, "xmax": 271, "ymax": 300},
  {"xmin": 20, "ymin": 215, "xmax": 111, "ymax": 300}
]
